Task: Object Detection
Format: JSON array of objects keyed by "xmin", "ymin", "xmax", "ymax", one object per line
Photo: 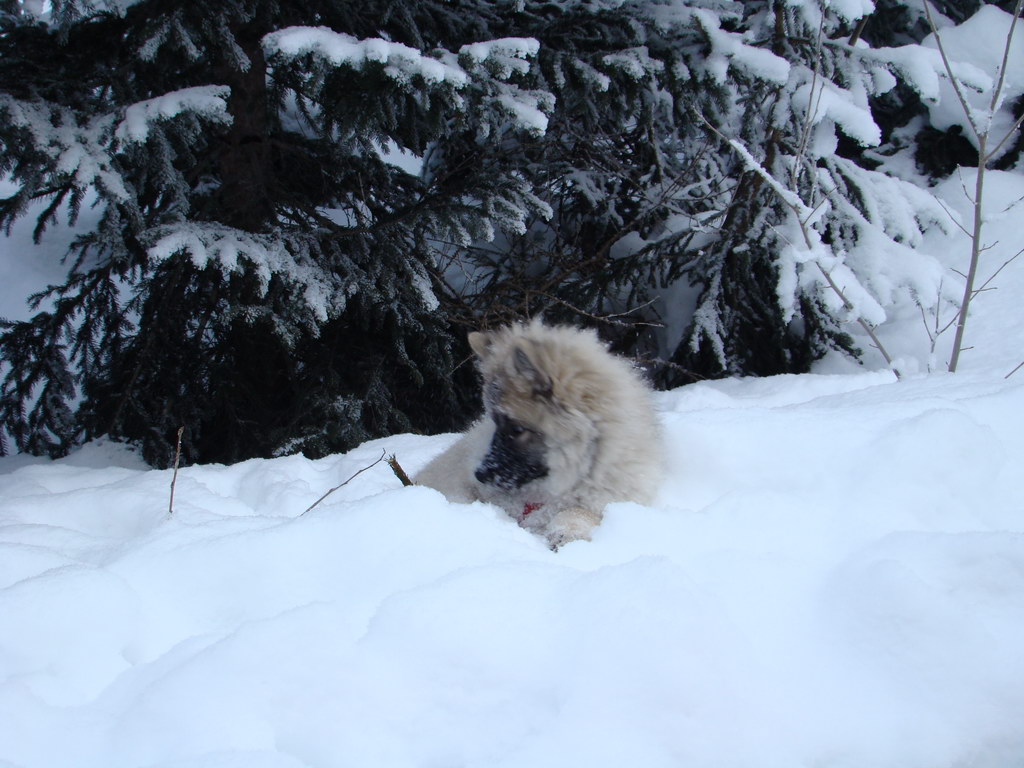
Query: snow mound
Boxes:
[{"xmin": 2, "ymin": 372, "xmax": 1023, "ymax": 767}]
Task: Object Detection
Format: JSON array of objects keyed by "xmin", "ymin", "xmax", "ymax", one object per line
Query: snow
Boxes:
[
  {"xmin": 144, "ymin": 224, "xmax": 342, "ymax": 325},
  {"xmin": 691, "ymin": 8, "xmax": 790, "ymax": 86},
  {"xmin": 495, "ymin": 92, "xmax": 549, "ymax": 135},
  {"xmin": 374, "ymin": 139, "xmax": 424, "ymax": 177},
  {"xmin": 601, "ymin": 46, "xmax": 667, "ymax": 81},
  {"xmin": 0, "ymin": 98, "xmax": 130, "ymax": 200},
  {"xmin": 791, "ymin": 78, "xmax": 881, "ymax": 147},
  {"xmin": 264, "ymin": 27, "xmax": 470, "ymax": 88},
  {"xmin": 823, "ymin": 0, "xmax": 874, "ymax": 24},
  {"xmin": 2, "ymin": 352, "xmax": 1024, "ymax": 766},
  {"xmin": 0, "ymin": 180, "xmax": 99, "ymax": 323},
  {"xmin": 3, "ymin": 167, "xmax": 1024, "ymax": 766},
  {"xmin": 115, "ymin": 86, "xmax": 233, "ymax": 144},
  {"xmin": 3, "ymin": 7, "xmax": 1024, "ymax": 768},
  {"xmin": 264, "ymin": 29, "xmax": 549, "ymax": 134},
  {"xmin": 20, "ymin": 0, "xmax": 145, "ymax": 21},
  {"xmin": 460, "ymin": 38, "xmax": 539, "ymax": 78},
  {"xmin": 921, "ymin": 4, "xmax": 1024, "ymax": 156}
]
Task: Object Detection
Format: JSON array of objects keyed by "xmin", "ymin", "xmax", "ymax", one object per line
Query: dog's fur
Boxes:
[{"xmin": 415, "ymin": 320, "xmax": 663, "ymax": 547}]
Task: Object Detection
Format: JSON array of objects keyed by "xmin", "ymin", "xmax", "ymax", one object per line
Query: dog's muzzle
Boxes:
[{"xmin": 475, "ymin": 432, "xmax": 547, "ymax": 490}]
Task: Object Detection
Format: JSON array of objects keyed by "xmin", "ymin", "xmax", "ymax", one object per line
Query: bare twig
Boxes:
[
  {"xmin": 918, "ymin": 280, "xmax": 960, "ymax": 370},
  {"xmin": 637, "ymin": 355, "xmax": 707, "ymax": 383},
  {"xmin": 919, "ymin": 302, "xmax": 934, "ymax": 344},
  {"xmin": 935, "ymin": 195, "xmax": 974, "ymax": 239},
  {"xmin": 449, "ymin": 351, "xmax": 476, "ymax": 376},
  {"xmin": 1000, "ymin": 192, "xmax": 1024, "ymax": 215},
  {"xmin": 386, "ymin": 455, "xmax": 414, "ymax": 487},
  {"xmin": 535, "ymin": 293, "xmax": 664, "ymax": 329},
  {"xmin": 974, "ymin": 246, "xmax": 1024, "ymax": 294},
  {"xmin": 986, "ymin": 109, "xmax": 1024, "ymax": 162},
  {"xmin": 1006, "ymin": 360, "xmax": 1024, "ymax": 379},
  {"xmin": 303, "ymin": 449, "xmax": 387, "ymax": 515},
  {"xmin": 168, "ymin": 426, "xmax": 184, "ymax": 517},
  {"xmin": 792, "ymin": 13, "xmax": 828, "ymax": 187},
  {"xmin": 936, "ymin": 311, "xmax": 960, "ymax": 337}
]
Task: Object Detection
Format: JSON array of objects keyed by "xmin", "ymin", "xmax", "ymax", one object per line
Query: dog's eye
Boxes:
[{"xmin": 494, "ymin": 414, "xmax": 532, "ymax": 439}]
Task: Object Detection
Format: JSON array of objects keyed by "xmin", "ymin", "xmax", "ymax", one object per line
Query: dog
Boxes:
[{"xmin": 414, "ymin": 320, "xmax": 663, "ymax": 548}]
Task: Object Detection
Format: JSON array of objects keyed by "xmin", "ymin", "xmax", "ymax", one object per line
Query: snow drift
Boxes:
[{"xmin": 2, "ymin": 365, "xmax": 1023, "ymax": 768}]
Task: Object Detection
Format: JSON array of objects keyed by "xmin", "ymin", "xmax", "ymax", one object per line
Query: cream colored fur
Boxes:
[{"xmin": 415, "ymin": 320, "xmax": 664, "ymax": 548}]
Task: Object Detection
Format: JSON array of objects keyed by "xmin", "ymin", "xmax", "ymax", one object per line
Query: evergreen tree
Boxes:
[
  {"xmin": 0, "ymin": 0, "xmax": 550, "ymax": 465},
  {"xmin": 655, "ymin": 1, "xmax": 962, "ymax": 380},
  {"xmin": 0, "ymin": 0, "xmax": 1008, "ymax": 466},
  {"xmin": 431, "ymin": 1, "xmax": 956, "ymax": 381}
]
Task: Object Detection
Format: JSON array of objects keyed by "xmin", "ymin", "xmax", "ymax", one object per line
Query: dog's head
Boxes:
[
  {"xmin": 468, "ymin": 323, "xmax": 600, "ymax": 496},
  {"xmin": 469, "ymin": 328, "xmax": 551, "ymax": 491}
]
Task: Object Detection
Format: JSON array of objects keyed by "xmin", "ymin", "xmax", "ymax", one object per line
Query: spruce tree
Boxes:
[
  {"xmin": 430, "ymin": 1, "xmax": 956, "ymax": 382},
  {"xmin": 0, "ymin": 0, "xmax": 550, "ymax": 465},
  {"xmin": 0, "ymin": 1, "xmax": 998, "ymax": 466}
]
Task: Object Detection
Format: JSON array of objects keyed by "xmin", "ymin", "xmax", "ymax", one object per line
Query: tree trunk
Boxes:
[{"xmin": 216, "ymin": 29, "xmax": 274, "ymax": 232}]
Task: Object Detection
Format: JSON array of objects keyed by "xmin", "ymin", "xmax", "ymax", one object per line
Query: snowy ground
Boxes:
[
  {"xmin": 2, "ymin": 154, "xmax": 1024, "ymax": 768},
  {"xmin": 3, "ymin": 365, "xmax": 1024, "ymax": 768}
]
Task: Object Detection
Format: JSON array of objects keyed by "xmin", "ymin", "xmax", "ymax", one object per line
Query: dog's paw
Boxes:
[{"xmin": 542, "ymin": 506, "xmax": 601, "ymax": 550}]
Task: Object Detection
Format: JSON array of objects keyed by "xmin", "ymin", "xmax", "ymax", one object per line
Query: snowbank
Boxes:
[{"xmin": 2, "ymin": 368, "xmax": 1023, "ymax": 768}]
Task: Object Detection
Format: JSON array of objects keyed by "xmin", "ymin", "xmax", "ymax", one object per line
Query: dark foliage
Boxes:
[
  {"xmin": 0, "ymin": 0, "xmax": 517, "ymax": 464},
  {"xmin": 0, "ymin": 0, "xmax": 1013, "ymax": 465}
]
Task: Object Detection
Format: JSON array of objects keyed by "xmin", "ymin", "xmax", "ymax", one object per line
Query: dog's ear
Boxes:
[
  {"xmin": 514, "ymin": 345, "xmax": 554, "ymax": 399},
  {"xmin": 468, "ymin": 331, "xmax": 492, "ymax": 359}
]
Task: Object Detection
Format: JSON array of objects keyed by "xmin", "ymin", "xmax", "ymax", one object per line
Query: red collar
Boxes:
[{"xmin": 522, "ymin": 502, "xmax": 542, "ymax": 518}]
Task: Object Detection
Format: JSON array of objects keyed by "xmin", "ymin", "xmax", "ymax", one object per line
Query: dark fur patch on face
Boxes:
[
  {"xmin": 474, "ymin": 412, "xmax": 548, "ymax": 491},
  {"xmin": 483, "ymin": 378, "xmax": 503, "ymax": 412}
]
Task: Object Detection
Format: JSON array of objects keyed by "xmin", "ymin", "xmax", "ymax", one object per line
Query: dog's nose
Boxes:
[{"xmin": 474, "ymin": 465, "xmax": 493, "ymax": 484}]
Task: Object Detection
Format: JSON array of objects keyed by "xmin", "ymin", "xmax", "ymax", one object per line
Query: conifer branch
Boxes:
[{"xmin": 694, "ymin": 108, "xmax": 901, "ymax": 379}]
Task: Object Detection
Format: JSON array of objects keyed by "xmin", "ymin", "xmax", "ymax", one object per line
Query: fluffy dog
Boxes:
[{"xmin": 415, "ymin": 320, "xmax": 663, "ymax": 547}]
